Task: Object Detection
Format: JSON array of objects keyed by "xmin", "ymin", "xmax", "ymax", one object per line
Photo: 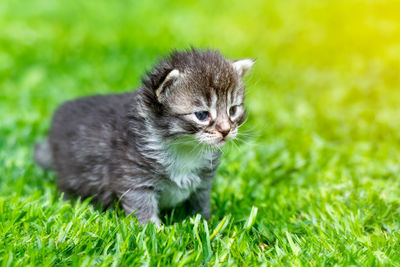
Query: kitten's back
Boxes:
[
  {"xmin": 35, "ymin": 93, "xmax": 136, "ymax": 202},
  {"xmin": 48, "ymin": 93, "xmax": 134, "ymax": 167}
]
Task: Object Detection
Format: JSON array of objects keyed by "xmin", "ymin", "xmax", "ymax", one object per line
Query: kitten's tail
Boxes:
[{"xmin": 34, "ymin": 138, "xmax": 54, "ymax": 170}]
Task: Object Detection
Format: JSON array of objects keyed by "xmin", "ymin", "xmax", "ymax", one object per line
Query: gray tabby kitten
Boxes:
[{"xmin": 34, "ymin": 48, "xmax": 254, "ymax": 225}]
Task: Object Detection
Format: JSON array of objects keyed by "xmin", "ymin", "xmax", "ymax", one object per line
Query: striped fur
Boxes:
[{"xmin": 34, "ymin": 48, "xmax": 253, "ymax": 225}]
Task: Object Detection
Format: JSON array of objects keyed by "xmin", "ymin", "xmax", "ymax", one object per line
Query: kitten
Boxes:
[{"xmin": 34, "ymin": 48, "xmax": 254, "ymax": 225}]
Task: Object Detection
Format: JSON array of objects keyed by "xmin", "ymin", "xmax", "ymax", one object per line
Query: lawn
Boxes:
[{"xmin": 1, "ymin": 0, "xmax": 400, "ymax": 265}]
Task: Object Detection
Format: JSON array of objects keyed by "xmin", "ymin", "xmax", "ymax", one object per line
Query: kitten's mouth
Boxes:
[
  {"xmin": 212, "ymin": 136, "xmax": 230, "ymax": 147},
  {"xmin": 196, "ymin": 132, "xmax": 236, "ymax": 147},
  {"xmin": 196, "ymin": 137, "xmax": 225, "ymax": 147},
  {"xmin": 216, "ymin": 139, "xmax": 226, "ymax": 146}
]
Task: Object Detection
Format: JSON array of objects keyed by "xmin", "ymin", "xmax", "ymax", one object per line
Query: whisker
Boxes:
[
  {"xmin": 229, "ymin": 139, "xmax": 240, "ymax": 151},
  {"xmin": 234, "ymin": 137, "xmax": 257, "ymax": 147}
]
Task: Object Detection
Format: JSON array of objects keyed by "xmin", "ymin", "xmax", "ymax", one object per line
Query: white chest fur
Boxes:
[{"xmin": 157, "ymin": 141, "xmax": 212, "ymax": 209}]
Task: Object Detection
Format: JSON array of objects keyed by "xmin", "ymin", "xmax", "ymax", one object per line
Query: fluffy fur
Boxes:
[{"xmin": 34, "ymin": 48, "xmax": 253, "ymax": 225}]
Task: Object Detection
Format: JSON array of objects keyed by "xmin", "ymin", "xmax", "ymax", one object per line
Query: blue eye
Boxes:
[{"xmin": 195, "ymin": 111, "xmax": 210, "ymax": 121}]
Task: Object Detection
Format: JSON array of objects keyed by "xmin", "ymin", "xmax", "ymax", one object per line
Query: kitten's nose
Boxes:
[{"xmin": 215, "ymin": 122, "xmax": 231, "ymax": 137}]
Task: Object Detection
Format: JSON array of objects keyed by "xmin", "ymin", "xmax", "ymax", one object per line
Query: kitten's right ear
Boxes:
[
  {"xmin": 232, "ymin": 59, "xmax": 254, "ymax": 79},
  {"xmin": 155, "ymin": 69, "xmax": 180, "ymax": 102}
]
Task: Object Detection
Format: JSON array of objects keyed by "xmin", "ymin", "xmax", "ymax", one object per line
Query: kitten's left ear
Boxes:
[
  {"xmin": 232, "ymin": 59, "xmax": 255, "ymax": 79},
  {"xmin": 155, "ymin": 69, "xmax": 180, "ymax": 102}
]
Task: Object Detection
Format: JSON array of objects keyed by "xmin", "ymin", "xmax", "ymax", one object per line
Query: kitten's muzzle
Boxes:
[{"xmin": 215, "ymin": 121, "xmax": 231, "ymax": 138}]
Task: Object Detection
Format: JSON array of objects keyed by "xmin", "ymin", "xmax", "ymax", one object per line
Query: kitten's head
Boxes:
[{"xmin": 142, "ymin": 48, "xmax": 254, "ymax": 147}]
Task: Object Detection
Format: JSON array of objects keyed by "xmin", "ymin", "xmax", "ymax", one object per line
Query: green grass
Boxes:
[{"xmin": 1, "ymin": 0, "xmax": 400, "ymax": 265}]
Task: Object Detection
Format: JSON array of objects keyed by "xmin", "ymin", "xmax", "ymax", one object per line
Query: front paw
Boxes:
[
  {"xmin": 149, "ymin": 215, "xmax": 162, "ymax": 227},
  {"xmin": 188, "ymin": 205, "xmax": 211, "ymax": 220},
  {"xmin": 200, "ymin": 210, "xmax": 211, "ymax": 220},
  {"xmin": 136, "ymin": 215, "xmax": 162, "ymax": 227}
]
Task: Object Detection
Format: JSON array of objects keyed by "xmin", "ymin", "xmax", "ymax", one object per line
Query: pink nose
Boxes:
[{"xmin": 215, "ymin": 122, "xmax": 231, "ymax": 137}]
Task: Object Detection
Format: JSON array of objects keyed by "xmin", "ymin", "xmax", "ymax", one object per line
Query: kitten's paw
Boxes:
[
  {"xmin": 201, "ymin": 211, "xmax": 211, "ymax": 220},
  {"xmin": 137, "ymin": 215, "xmax": 162, "ymax": 228},
  {"xmin": 149, "ymin": 216, "xmax": 162, "ymax": 228}
]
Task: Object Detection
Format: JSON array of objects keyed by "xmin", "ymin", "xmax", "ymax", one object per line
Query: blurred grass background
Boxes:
[{"xmin": 1, "ymin": 0, "xmax": 400, "ymax": 265}]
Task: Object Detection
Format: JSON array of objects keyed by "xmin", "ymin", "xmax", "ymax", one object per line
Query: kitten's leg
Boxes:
[
  {"xmin": 120, "ymin": 188, "xmax": 160, "ymax": 225},
  {"xmin": 188, "ymin": 164, "xmax": 218, "ymax": 220},
  {"xmin": 188, "ymin": 181, "xmax": 213, "ymax": 220}
]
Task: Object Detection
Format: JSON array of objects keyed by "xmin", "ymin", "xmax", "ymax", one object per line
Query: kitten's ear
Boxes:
[
  {"xmin": 155, "ymin": 69, "xmax": 180, "ymax": 101},
  {"xmin": 232, "ymin": 59, "xmax": 254, "ymax": 79}
]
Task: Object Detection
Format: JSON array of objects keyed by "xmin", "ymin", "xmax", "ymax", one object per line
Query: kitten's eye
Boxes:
[
  {"xmin": 229, "ymin": 106, "xmax": 237, "ymax": 116},
  {"xmin": 195, "ymin": 111, "xmax": 210, "ymax": 121}
]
